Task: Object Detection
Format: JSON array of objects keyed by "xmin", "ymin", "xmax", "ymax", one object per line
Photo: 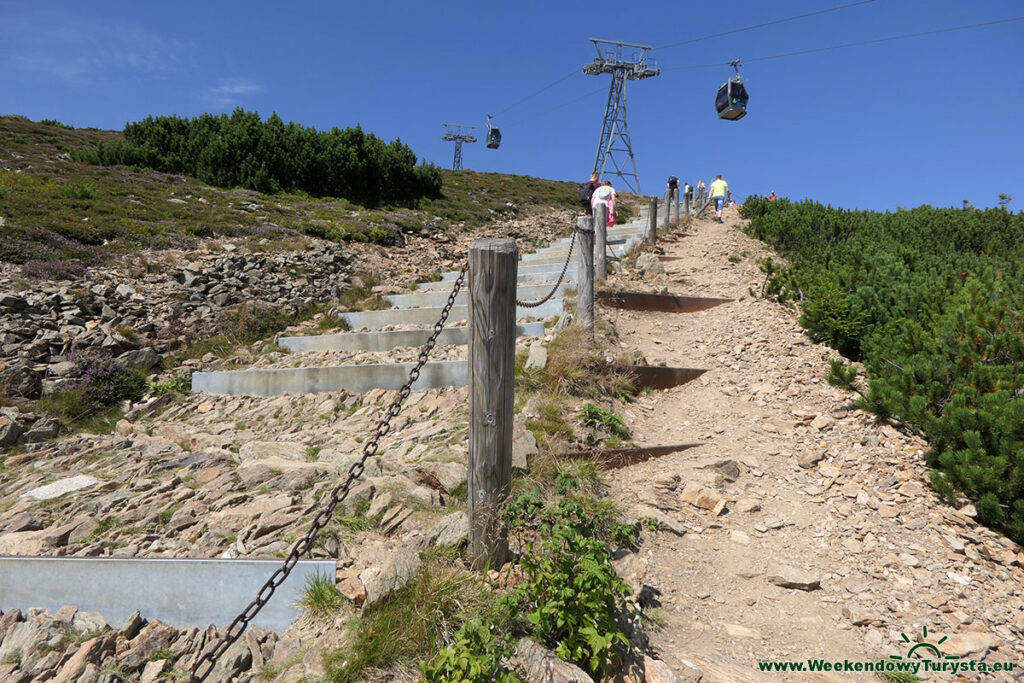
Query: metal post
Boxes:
[
  {"xmin": 647, "ymin": 197, "xmax": 657, "ymax": 245},
  {"xmin": 468, "ymin": 238, "xmax": 516, "ymax": 571},
  {"xmin": 576, "ymin": 217, "xmax": 594, "ymax": 337},
  {"xmin": 594, "ymin": 203, "xmax": 608, "ymax": 284}
]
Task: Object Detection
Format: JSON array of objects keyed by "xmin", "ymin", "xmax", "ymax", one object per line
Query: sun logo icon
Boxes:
[{"xmin": 889, "ymin": 626, "xmax": 961, "ymax": 662}]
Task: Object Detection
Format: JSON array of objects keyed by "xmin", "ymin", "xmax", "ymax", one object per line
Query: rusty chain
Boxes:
[
  {"xmin": 515, "ymin": 227, "xmax": 577, "ymax": 308},
  {"xmin": 190, "ymin": 264, "xmax": 468, "ymax": 683}
]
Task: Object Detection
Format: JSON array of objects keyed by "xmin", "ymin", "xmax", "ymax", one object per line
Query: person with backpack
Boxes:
[
  {"xmin": 667, "ymin": 175, "xmax": 679, "ymax": 191},
  {"xmin": 684, "ymin": 182, "xmax": 694, "ymax": 204},
  {"xmin": 578, "ymin": 172, "xmax": 601, "ymax": 216}
]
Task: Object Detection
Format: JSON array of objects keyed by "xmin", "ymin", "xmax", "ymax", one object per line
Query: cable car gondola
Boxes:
[
  {"xmin": 485, "ymin": 115, "xmax": 502, "ymax": 149},
  {"xmin": 715, "ymin": 60, "xmax": 748, "ymax": 121}
]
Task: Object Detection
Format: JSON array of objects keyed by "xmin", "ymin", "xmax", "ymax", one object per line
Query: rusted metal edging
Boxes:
[
  {"xmin": 558, "ymin": 443, "xmax": 703, "ymax": 469},
  {"xmin": 596, "ymin": 291, "xmax": 732, "ymax": 313},
  {"xmin": 613, "ymin": 365, "xmax": 708, "ymax": 389}
]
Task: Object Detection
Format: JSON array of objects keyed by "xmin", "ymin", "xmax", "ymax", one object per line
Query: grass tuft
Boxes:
[{"xmin": 300, "ymin": 572, "xmax": 347, "ymax": 618}]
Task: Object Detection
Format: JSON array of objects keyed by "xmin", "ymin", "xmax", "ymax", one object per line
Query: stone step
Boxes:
[
  {"xmin": 192, "ymin": 359, "xmax": 468, "ymax": 396},
  {"xmin": 383, "ymin": 284, "xmax": 572, "ymax": 310},
  {"xmin": 522, "ymin": 231, "xmax": 642, "ymax": 257},
  {"xmin": 519, "ymin": 239, "xmax": 641, "ymax": 266},
  {"xmin": 0, "ymin": 556, "xmax": 334, "ymax": 630},
  {"xmin": 279, "ymin": 321, "xmax": 545, "ymax": 353},
  {"xmin": 414, "ymin": 272, "xmax": 576, "ymax": 291},
  {"xmin": 338, "ymin": 298, "xmax": 563, "ymax": 331}
]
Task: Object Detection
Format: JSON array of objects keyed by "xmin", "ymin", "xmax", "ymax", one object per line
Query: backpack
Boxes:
[
  {"xmin": 667, "ymin": 175, "xmax": 679, "ymax": 189},
  {"xmin": 578, "ymin": 181, "xmax": 596, "ymax": 206}
]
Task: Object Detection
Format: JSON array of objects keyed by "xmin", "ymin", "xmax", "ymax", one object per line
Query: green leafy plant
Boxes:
[
  {"xmin": 420, "ymin": 619, "xmax": 522, "ymax": 683},
  {"xmin": 148, "ymin": 373, "xmax": 191, "ymax": 396},
  {"xmin": 504, "ymin": 499, "xmax": 633, "ymax": 677},
  {"xmin": 579, "ymin": 403, "xmax": 629, "ymax": 438}
]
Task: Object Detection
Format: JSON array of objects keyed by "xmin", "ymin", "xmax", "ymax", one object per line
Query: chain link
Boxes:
[
  {"xmin": 515, "ymin": 227, "xmax": 577, "ymax": 308},
  {"xmin": 190, "ymin": 264, "xmax": 468, "ymax": 683}
]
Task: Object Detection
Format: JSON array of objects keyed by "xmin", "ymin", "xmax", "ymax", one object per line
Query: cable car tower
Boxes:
[
  {"xmin": 583, "ymin": 38, "xmax": 659, "ymax": 194},
  {"xmin": 442, "ymin": 124, "xmax": 477, "ymax": 170}
]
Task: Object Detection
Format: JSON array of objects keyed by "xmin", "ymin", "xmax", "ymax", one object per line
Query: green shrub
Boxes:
[
  {"xmin": 744, "ymin": 197, "xmax": 1024, "ymax": 543},
  {"xmin": 60, "ymin": 182, "xmax": 100, "ymax": 200},
  {"xmin": 74, "ymin": 109, "xmax": 438, "ymax": 207}
]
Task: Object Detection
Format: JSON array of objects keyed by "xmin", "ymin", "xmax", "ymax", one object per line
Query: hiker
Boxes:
[
  {"xmin": 710, "ymin": 174, "xmax": 729, "ymax": 222},
  {"xmin": 696, "ymin": 179, "xmax": 707, "ymax": 205},
  {"xmin": 578, "ymin": 172, "xmax": 601, "ymax": 216},
  {"xmin": 683, "ymin": 181, "xmax": 694, "ymax": 204},
  {"xmin": 768, "ymin": 191, "xmax": 777, "ymax": 202},
  {"xmin": 591, "ymin": 180, "xmax": 617, "ymax": 226},
  {"xmin": 667, "ymin": 175, "xmax": 679, "ymax": 193}
]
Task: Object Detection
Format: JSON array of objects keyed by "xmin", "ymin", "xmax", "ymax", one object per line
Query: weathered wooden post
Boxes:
[
  {"xmin": 669, "ymin": 187, "xmax": 680, "ymax": 226},
  {"xmin": 576, "ymin": 216, "xmax": 594, "ymax": 337},
  {"xmin": 647, "ymin": 197, "xmax": 657, "ymax": 245},
  {"xmin": 683, "ymin": 188, "xmax": 691, "ymax": 222},
  {"xmin": 594, "ymin": 202, "xmax": 608, "ymax": 284},
  {"xmin": 467, "ymin": 238, "xmax": 516, "ymax": 570},
  {"xmin": 663, "ymin": 188, "xmax": 671, "ymax": 228}
]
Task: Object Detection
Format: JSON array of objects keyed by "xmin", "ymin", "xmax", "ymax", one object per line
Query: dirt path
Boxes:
[{"xmin": 602, "ymin": 208, "xmax": 1023, "ymax": 682}]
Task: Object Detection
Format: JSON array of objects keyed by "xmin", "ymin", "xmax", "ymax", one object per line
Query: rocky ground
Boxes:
[
  {"xmin": 2, "ymin": 204, "xmax": 1021, "ymax": 682},
  {"xmin": 0, "ymin": 204, "xmax": 580, "ymax": 450}
]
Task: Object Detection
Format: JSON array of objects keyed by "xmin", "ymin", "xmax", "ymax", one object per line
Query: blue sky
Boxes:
[{"xmin": 1, "ymin": 0, "xmax": 1021, "ymax": 211}]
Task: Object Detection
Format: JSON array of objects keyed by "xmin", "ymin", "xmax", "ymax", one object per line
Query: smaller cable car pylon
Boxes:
[
  {"xmin": 715, "ymin": 59, "xmax": 749, "ymax": 121},
  {"xmin": 485, "ymin": 115, "xmax": 501, "ymax": 149}
]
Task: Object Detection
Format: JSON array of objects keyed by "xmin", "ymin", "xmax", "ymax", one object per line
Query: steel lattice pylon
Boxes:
[
  {"xmin": 583, "ymin": 39, "xmax": 659, "ymax": 194},
  {"xmin": 442, "ymin": 124, "xmax": 477, "ymax": 171}
]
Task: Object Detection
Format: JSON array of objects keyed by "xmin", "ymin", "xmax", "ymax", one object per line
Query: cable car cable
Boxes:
[
  {"xmin": 502, "ymin": 86, "xmax": 607, "ymax": 129},
  {"xmin": 493, "ymin": 68, "xmax": 581, "ymax": 117},
  {"xmin": 654, "ymin": 0, "xmax": 880, "ymax": 51},
  {"xmin": 661, "ymin": 15, "xmax": 1024, "ymax": 71}
]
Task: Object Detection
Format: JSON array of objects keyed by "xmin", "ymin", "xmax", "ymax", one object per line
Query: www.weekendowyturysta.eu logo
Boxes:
[
  {"xmin": 757, "ymin": 625, "xmax": 1015, "ymax": 675},
  {"xmin": 889, "ymin": 625, "xmax": 959, "ymax": 663}
]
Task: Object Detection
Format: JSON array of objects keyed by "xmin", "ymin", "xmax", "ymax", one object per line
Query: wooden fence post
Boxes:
[
  {"xmin": 663, "ymin": 188, "xmax": 671, "ymax": 228},
  {"xmin": 683, "ymin": 188, "xmax": 690, "ymax": 222},
  {"xmin": 576, "ymin": 216, "xmax": 594, "ymax": 337},
  {"xmin": 647, "ymin": 197, "xmax": 657, "ymax": 245},
  {"xmin": 594, "ymin": 202, "xmax": 608, "ymax": 284},
  {"xmin": 468, "ymin": 238, "xmax": 517, "ymax": 570},
  {"xmin": 670, "ymin": 187, "xmax": 680, "ymax": 226}
]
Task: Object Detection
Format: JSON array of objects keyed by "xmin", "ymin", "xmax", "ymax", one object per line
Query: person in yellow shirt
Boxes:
[{"xmin": 710, "ymin": 174, "xmax": 730, "ymax": 223}]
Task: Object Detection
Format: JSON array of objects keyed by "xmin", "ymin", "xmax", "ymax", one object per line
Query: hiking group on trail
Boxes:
[{"xmin": 579, "ymin": 171, "xmax": 746, "ymax": 225}]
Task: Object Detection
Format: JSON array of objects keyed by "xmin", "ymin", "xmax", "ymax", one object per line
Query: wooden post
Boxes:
[
  {"xmin": 663, "ymin": 188, "xmax": 671, "ymax": 228},
  {"xmin": 670, "ymin": 187, "xmax": 680, "ymax": 226},
  {"xmin": 683, "ymin": 188, "xmax": 691, "ymax": 222},
  {"xmin": 593, "ymin": 202, "xmax": 607, "ymax": 284},
  {"xmin": 576, "ymin": 216, "xmax": 594, "ymax": 337},
  {"xmin": 467, "ymin": 238, "xmax": 517, "ymax": 570},
  {"xmin": 647, "ymin": 197, "xmax": 657, "ymax": 245}
]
